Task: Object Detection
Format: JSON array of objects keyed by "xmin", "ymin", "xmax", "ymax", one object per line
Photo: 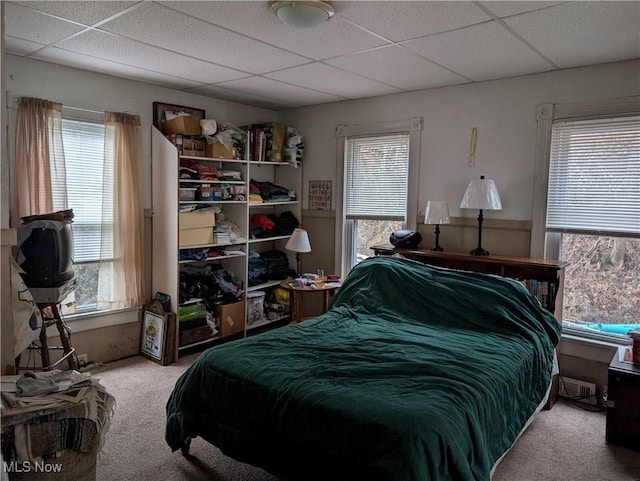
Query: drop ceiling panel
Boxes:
[
  {"xmin": 3, "ymin": 1, "xmax": 638, "ymax": 111},
  {"xmin": 265, "ymin": 63, "xmax": 401, "ymax": 99},
  {"xmin": 326, "ymin": 46, "xmax": 469, "ymax": 91},
  {"xmin": 4, "ymin": 35, "xmax": 47, "ymax": 56},
  {"xmin": 13, "ymin": 1, "xmax": 140, "ymax": 26},
  {"xmin": 187, "ymin": 84, "xmax": 299, "ymax": 110},
  {"xmin": 217, "ymin": 76, "xmax": 345, "ymax": 107},
  {"xmin": 403, "ymin": 22, "xmax": 554, "ymax": 81},
  {"xmin": 333, "ymin": 1, "xmax": 491, "ymax": 42},
  {"xmin": 504, "ymin": 2, "xmax": 640, "ymax": 68},
  {"xmin": 53, "ymin": 30, "xmax": 248, "ymax": 84},
  {"xmin": 478, "ymin": 1, "xmax": 562, "ymax": 18},
  {"xmin": 32, "ymin": 47, "xmax": 202, "ymax": 91},
  {"xmin": 160, "ymin": 1, "xmax": 386, "ymax": 60},
  {"xmin": 99, "ymin": 2, "xmax": 310, "ymax": 74},
  {"xmin": 4, "ymin": 3, "xmax": 86, "ymax": 45}
]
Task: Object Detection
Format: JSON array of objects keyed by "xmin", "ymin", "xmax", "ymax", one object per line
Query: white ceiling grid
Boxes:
[{"xmin": 4, "ymin": 0, "xmax": 640, "ymax": 110}]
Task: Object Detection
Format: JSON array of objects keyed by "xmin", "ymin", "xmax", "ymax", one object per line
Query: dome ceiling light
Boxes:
[{"xmin": 271, "ymin": 1, "xmax": 335, "ymax": 28}]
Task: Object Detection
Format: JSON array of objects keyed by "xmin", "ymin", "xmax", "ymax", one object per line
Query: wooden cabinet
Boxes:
[
  {"xmin": 370, "ymin": 245, "xmax": 567, "ymax": 319},
  {"xmin": 606, "ymin": 347, "xmax": 640, "ymax": 451},
  {"xmin": 151, "ymin": 127, "xmax": 301, "ymax": 359}
]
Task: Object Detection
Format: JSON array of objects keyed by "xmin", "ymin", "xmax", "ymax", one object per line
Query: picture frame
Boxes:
[
  {"xmin": 140, "ymin": 299, "xmax": 168, "ymax": 364},
  {"xmin": 152, "ymin": 102, "xmax": 205, "ymax": 131},
  {"xmin": 309, "ymin": 180, "xmax": 332, "ymax": 211}
]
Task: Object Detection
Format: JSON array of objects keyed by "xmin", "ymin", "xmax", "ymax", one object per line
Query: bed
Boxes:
[{"xmin": 166, "ymin": 256, "xmax": 561, "ymax": 481}]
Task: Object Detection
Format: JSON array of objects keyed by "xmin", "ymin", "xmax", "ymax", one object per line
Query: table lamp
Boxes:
[
  {"xmin": 460, "ymin": 175, "xmax": 502, "ymax": 256},
  {"xmin": 424, "ymin": 200, "xmax": 450, "ymax": 251},
  {"xmin": 285, "ymin": 228, "xmax": 311, "ymax": 276}
]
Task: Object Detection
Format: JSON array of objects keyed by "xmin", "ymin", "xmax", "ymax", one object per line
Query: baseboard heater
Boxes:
[{"xmin": 558, "ymin": 376, "xmax": 598, "ymax": 405}]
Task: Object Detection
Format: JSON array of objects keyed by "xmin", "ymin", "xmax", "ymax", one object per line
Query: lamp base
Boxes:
[
  {"xmin": 469, "ymin": 247, "xmax": 490, "ymax": 256},
  {"xmin": 431, "ymin": 225, "xmax": 444, "ymax": 252}
]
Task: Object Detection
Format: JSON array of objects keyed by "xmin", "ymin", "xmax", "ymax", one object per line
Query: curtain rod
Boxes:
[
  {"xmin": 63, "ymin": 105, "xmax": 104, "ymax": 115},
  {"xmin": 9, "ymin": 92, "xmax": 138, "ymax": 117}
]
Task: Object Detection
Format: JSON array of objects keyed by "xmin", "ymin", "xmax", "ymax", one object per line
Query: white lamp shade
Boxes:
[
  {"xmin": 271, "ymin": 1, "xmax": 334, "ymax": 28},
  {"xmin": 285, "ymin": 228, "xmax": 312, "ymax": 253},
  {"xmin": 425, "ymin": 200, "xmax": 450, "ymax": 225},
  {"xmin": 460, "ymin": 177, "xmax": 502, "ymax": 210}
]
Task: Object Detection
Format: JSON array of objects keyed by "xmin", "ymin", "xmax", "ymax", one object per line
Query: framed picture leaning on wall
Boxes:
[{"xmin": 140, "ymin": 299, "xmax": 168, "ymax": 364}]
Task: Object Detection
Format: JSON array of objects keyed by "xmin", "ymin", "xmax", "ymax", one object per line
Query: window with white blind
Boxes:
[
  {"xmin": 52, "ymin": 118, "xmax": 113, "ymax": 313},
  {"xmin": 545, "ymin": 114, "xmax": 640, "ymax": 341},
  {"xmin": 345, "ymin": 134, "xmax": 410, "ymax": 221},
  {"xmin": 547, "ymin": 116, "xmax": 640, "ymax": 236},
  {"xmin": 343, "ymin": 133, "xmax": 410, "ymax": 271}
]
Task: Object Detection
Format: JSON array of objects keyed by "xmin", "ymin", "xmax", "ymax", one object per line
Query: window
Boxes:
[
  {"xmin": 52, "ymin": 118, "xmax": 113, "ymax": 313},
  {"xmin": 546, "ymin": 114, "xmax": 640, "ymax": 341},
  {"xmin": 336, "ymin": 118, "xmax": 422, "ymax": 276},
  {"xmin": 345, "ymin": 133, "xmax": 410, "ymax": 267}
]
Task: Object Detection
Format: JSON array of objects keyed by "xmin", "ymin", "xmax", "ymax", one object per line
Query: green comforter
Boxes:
[{"xmin": 166, "ymin": 256, "xmax": 561, "ymax": 481}]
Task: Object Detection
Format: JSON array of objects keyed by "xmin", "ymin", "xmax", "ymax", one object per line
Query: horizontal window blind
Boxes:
[
  {"xmin": 345, "ymin": 133, "xmax": 409, "ymax": 221},
  {"xmin": 546, "ymin": 115, "xmax": 640, "ymax": 236},
  {"xmin": 52, "ymin": 119, "xmax": 113, "ymax": 261}
]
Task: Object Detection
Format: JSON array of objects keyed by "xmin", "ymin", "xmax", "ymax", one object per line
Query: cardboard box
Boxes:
[
  {"xmin": 181, "ymin": 138, "xmax": 205, "ymax": 157},
  {"xmin": 163, "ymin": 116, "xmax": 202, "ymax": 135},
  {"xmin": 179, "ymin": 209, "xmax": 216, "ymax": 230},
  {"xmin": 178, "ymin": 227, "xmax": 214, "ymax": 247},
  {"xmin": 206, "ymin": 141, "xmax": 234, "ymax": 159},
  {"xmin": 179, "ymin": 324, "xmax": 213, "ymax": 346},
  {"xmin": 215, "ymin": 301, "xmax": 245, "ymax": 337}
]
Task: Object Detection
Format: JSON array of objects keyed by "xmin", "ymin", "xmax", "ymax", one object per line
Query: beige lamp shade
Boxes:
[
  {"xmin": 425, "ymin": 200, "xmax": 451, "ymax": 225},
  {"xmin": 285, "ymin": 228, "xmax": 311, "ymax": 253},
  {"xmin": 460, "ymin": 176, "xmax": 502, "ymax": 211}
]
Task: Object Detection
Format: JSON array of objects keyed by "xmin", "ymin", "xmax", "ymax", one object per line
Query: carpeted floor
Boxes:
[{"xmin": 94, "ymin": 354, "xmax": 640, "ymax": 481}]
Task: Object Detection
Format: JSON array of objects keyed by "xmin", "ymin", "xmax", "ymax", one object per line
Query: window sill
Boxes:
[
  {"xmin": 559, "ymin": 333, "xmax": 627, "ymax": 364},
  {"xmin": 60, "ymin": 307, "xmax": 140, "ymax": 334}
]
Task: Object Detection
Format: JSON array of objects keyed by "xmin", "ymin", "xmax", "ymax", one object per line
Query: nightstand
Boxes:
[
  {"xmin": 605, "ymin": 346, "xmax": 640, "ymax": 451},
  {"xmin": 279, "ymin": 280, "xmax": 341, "ymax": 323}
]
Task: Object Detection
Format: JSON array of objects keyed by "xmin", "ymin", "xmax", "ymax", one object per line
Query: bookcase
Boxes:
[
  {"xmin": 370, "ymin": 245, "xmax": 567, "ymax": 318},
  {"xmin": 151, "ymin": 126, "xmax": 302, "ymax": 360}
]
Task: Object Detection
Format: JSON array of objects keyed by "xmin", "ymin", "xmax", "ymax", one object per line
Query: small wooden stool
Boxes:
[{"xmin": 15, "ymin": 303, "xmax": 77, "ymax": 372}]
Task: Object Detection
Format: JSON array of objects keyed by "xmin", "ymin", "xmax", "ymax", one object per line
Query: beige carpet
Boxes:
[{"xmin": 94, "ymin": 354, "xmax": 639, "ymax": 481}]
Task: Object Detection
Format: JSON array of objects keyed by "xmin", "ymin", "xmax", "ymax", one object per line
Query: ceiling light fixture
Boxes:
[{"xmin": 271, "ymin": 1, "xmax": 334, "ymax": 28}]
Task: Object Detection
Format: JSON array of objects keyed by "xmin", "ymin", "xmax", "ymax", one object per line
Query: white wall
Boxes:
[
  {"xmin": 3, "ymin": 55, "xmax": 277, "ymax": 224},
  {"xmin": 279, "ymin": 59, "xmax": 640, "ymax": 222}
]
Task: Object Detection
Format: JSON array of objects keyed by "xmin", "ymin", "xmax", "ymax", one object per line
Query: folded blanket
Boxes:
[{"xmin": 1, "ymin": 382, "xmax": 115, "ymax": 463}]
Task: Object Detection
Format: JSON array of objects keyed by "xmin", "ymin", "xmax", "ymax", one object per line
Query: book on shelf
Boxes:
[{"xmin": 240, "ymin": 122, "xmax": 287, "ymax": 162}]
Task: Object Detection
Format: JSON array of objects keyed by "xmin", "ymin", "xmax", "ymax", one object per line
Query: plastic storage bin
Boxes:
[{"xmin": 179, "ymin": 188, "xmax": 197, "ymax": 201}]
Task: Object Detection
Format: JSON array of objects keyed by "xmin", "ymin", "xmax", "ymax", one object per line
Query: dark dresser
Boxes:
[{"xmin": 606, "ymin": 346, "xmax": 640, "ymax": 451}]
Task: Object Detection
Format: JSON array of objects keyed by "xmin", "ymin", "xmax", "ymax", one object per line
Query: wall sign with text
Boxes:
[{"xmin": 309, "ymin": 180, "xmax": 332, "ymax": 211}]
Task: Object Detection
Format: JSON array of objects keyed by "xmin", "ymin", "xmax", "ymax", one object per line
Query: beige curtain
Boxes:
[
  {"xmin": 97, "ymin": 112, "xmax": 145, "ymax": 309},
  {"xmin": 15, "ymin": 97, "xmax": 67, "ymax": 219}
]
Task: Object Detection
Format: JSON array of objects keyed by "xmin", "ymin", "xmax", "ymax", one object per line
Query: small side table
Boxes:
[
  {"xmin": 605, "ymin": 346, "xmax": 640, "ymax": 451},
  {"xmin": 279, "ymin": 280, "xmax": 341, "ymax": 323}
]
